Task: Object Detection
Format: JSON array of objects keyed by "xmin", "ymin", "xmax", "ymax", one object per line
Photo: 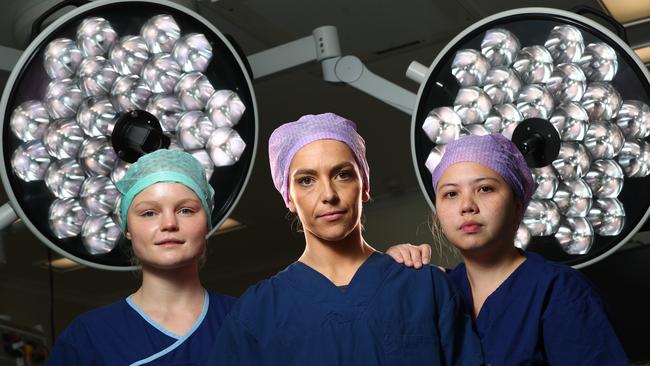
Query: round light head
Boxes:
[
  {"xmin": 110, "ymin": 35, "xmax": 150, "ymax": 75},
  {"xmin": 422, "ymin": 106, "xmax": 462, "ymax": 144},
  {"xmin": 77, "ymin": 56, "xmax": 119, "ymax": 97},
  {"xmin": 451, "ymin": 49, "xmax": 490, "ymax": 87},
  {"xmin": 411, "ymin": 7, "xmax": 650, "ymax": 268},
  {"xmin": 544, "ymin": 25, "xmax": 585, "ymax": 63},
  {"xmin": 549, "ymin": 102, "xmax": 588, "ymax": 141},
  {"xmin": 546, "ymin": 63, "xmax": 586, "ymax": 103},
  {"xmin": 45, "ymin": 78, "xmax": 83, "ymax": 119},
  {"xmin": 44, "ymin": 38, "xmax": 84, "ymax": 79},
  {"xmin": 172, "ymin": 33, "xmax": 212, "ymax": 73},
  {"xmin": 10, "ymin": 100, "xmax": 50, "ymax": 142},
  {"xmin": 512, "ymin": 45, "xmax": 554, "ymax": 84},
  {"xmin": 453, "ymin": 87, "xmax": 492, "ymax": 125},
  {"xmin": 0, "ymin": 0, "xmax": 258, "ymax": 270},
  {"xmin": 141, "ymin": 53, "xmax": 181, "ymax": 94},
  {"xmin": 481, "ymin": 28, "xmax": 521, "ymax": 66},
  {"xmin": 77, "ymin": 97, "xmax": 117, "ymax": 137},
  {"xmin": 483, "ymin": 66, "xmax": 522, "ymax": 105}
]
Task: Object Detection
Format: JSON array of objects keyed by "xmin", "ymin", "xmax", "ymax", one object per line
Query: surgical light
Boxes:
[
  {"xmin": 411, "ymin": 8, "xmax": 650, "ymax": 267},
  {"xmin": 0, "ymin": 0, "xmax": 257, "ymax": 270}
]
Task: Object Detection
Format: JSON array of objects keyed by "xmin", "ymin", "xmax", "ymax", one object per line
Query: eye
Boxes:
[
  {"xmin": 179, "ymin": 207, "xmax": 196, "ymax": 215},
  {"xmin": 336, "ymin": 170, "xmax": 353, "ymax": 180},
  {"xmin": 141, "ymin": 210, "xmax": 157, "ymax": 217},
  {"xmin": 297, "ymin": 176, "xmax": 314, "ymax": 186},
  {"xmin": 479, "ymin": 185, "xmax": 494, "ymax": 193},
  {"xmin": 442, "ymin": 191, "xmax": 457, "ymax": 199}
]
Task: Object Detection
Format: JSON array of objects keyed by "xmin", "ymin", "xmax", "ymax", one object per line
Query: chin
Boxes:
[
  {"xmin": 143, "ymin": 254, "xmax": 200, "ymax": 270},
  {"xmin": 310, "ymin": 226, "xmax": 356, "ymax": 243},
  {"xmin": 452, "ymin": 238, "xmax": 490, "ymax": 253}
]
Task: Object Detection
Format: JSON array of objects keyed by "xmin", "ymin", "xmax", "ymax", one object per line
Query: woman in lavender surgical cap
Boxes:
[
  {"xmin": 424, "ymin": 133, "xmax": 627, "ymax": 365},
  {"xmin": 208, "ymin": 112, "xmax": 483, "ymax": 365}
]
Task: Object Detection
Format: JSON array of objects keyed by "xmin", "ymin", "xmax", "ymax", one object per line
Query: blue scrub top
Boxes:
[
  {"xmin": 207, "ymin": 252, "xmax": 483, "ymax": 365},
  {"xmin": 46, "ymin": 291, "xmax": 235, "ymax": 366},
  {"xmin": 448, "ymin": 251, "xmax": 628, "ymax": 365}
]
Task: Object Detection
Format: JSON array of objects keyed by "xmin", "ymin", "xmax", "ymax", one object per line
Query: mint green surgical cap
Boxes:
[{"xmin": 115, "ymin": 149, "xmax": 214, "ymax": 232}]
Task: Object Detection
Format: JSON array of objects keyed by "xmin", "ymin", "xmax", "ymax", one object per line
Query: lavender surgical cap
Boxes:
[
  {"xmin": 430, "ymin": 134, "xmax": 535, "ymax": 208},
  {"xmin": 268, "ymin": 113, "xmax": 370, "ymax": 207}
]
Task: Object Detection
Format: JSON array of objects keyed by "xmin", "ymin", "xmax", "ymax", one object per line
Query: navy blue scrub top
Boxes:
[
  {"xmin": 448, "ymin": 251, "xmax": 628, "ymax": 365},
  {"xmin": 207, "ymin": 252, "xmax": 483, "ymax": 365},
  {"xmin": 46, "ymin": 291, "xmax": 235, "ymax": 366}
]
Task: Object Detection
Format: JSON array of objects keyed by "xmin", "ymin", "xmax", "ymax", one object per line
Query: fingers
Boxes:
[
  {"xmin": 409, "ymin": 244, "xmax": 423, "ymax": 269},
  {"xmin": 386, "ymin": 244, "xmax": 414, "ymax": 267},
  {"xmin": 385, "ymin": 243, "xmax": 434, "ymax": 269},
  {"xmin": 401, "ymin": 246, "xmax": 415, "ymax": 268},
  {"xmin": 420, "ymin": 244, "xmax": 432, "ymax": 265},
  {"xmin": 386, "ymin": 246, "xmax": 405, "ymax": 263}
]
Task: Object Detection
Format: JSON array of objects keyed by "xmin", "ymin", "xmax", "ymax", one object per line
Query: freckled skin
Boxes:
[{"xmin": 126, "ymin": 182, "xmax": 208, "ymax": 270}]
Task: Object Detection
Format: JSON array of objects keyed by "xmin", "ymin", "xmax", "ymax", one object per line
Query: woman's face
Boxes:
[
  {"xmin": 288, "ymin": 139, "xmax": 368, "ymax": 242},
  {"xmin": 126, "ymin": 182, "xmax": 208, "ymax": 270},
  {"xmin": 435, "ymin": 162, "xmax": 521, "ymax": 254}
]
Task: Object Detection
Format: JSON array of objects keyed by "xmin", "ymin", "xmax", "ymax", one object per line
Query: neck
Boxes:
[
  {"xmin": 461, "ymin": 243, "xmax": 525, "ymax": 291},
  {"xmin": 299, "ymin": 226, "xmax": 375, "ymax": 286},
  {"xmin": 133, "ymin": 262, "xmax": 204, "ymax": 309}
]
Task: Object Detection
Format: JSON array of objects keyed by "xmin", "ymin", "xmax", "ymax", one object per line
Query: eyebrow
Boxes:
[
  {"xmin": 132, "ymin": 198, "xmax": 201, "ymax": 209},
  {"xmin": 438, "ymin": 176, "xmax": 501, "ymax": 189},
  {"xmin": 293, "ymin": 162, "xmax": 356, "ymax": 177}
]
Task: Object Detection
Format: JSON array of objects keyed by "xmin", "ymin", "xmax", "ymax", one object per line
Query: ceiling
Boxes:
[{"xmin": 2, "ymin": 0, "xmax": 650, "ymax": 342}]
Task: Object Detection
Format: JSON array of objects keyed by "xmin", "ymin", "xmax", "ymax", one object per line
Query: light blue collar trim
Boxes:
[
  {"xmin": 128, "ymin": 290, "xmax": 210, "ymax": 366},
  {"xmin": 126, "ymin": 295, "xmax": 181, "ymax": 339}
]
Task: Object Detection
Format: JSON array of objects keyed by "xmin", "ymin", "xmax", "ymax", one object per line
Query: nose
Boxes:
[
  {"xmin": 320, "ymin": 179, "xmax": 340, "ymax": 204},
  {"xmin": 460, "ymin": 193, "xmax": 479, "ymax": 215},
  {"xmin": 161, "ymin": 210, "xmax": 179, "ymax": 231}
]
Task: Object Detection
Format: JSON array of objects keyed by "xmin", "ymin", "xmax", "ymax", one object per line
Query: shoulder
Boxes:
[
  {"xmin": 204, "ymin": 291, "xmax": 238, "ymax": 327},
  {"xmin": 68, "ymin": 299, "xmax": 131, "ymax": 331},
  {"xmin": 226, "ymin": 265, "xmax": 294, "ymax": 319},
  {"xmin": 380, "ymin": 253, "xmax": 459, "ymax": 298},
  {"xmin": 218, "ymin": 267, "xmax": 298, "ymax": 341},
  {"xmin": 523, "ymin": 252, "xmax": 602, "ymax": 304},
  {"xmin": 207, "ymin": 291, "xmax": 237, "ymax": 311},
  {"xmin": 447, "ymin": 262, "xmax": 467, "ymax": 285},
  {"xmin": 53, "ymin": 299, "xmax": 129, "ymax": 352}
]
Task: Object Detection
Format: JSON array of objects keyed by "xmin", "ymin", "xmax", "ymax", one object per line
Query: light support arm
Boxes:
[
  {"xmin": 405, "ymin": 61, "xmax": 429, "ymax": 85},
  {"xmin": 247, "ymin": 26, "xmax": 341, "ymax": 79},
  {"xmin": 322, "ymin": 56, "xmax": 416, "ymax": 114},
  {"xmin": 0, "ymin": 46, "xmax": 22, "ymax": 72},
  {"xmin": 247, "ymin": 26, "xmax": 417, "ymax": 115},
  {"xmin": 0, "ymin": 203, "xmax": 18, "ymax": 230}
]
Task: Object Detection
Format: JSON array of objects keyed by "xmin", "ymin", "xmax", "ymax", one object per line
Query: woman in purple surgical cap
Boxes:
[
  {"xmin": 427, "ymin": 133, "xmax": 627, "ymax": 365},
  {"xmin": 207, "ymin": 113, "xmax": 483, "ymax": 366}
]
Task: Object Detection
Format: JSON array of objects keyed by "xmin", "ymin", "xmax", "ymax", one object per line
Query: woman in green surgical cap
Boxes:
[{"xmin": 47, "ymin": 149, "xmax": 236, "ymax": 366}]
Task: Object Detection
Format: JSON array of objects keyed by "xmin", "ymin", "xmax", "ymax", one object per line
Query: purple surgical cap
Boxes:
[
  {"xmin": 430, "ymin": 134, "xmax": 535, "ymax": 209},
  {"xmin": 268, "ymin": 113, "xmax": 370, "ymax": 207}
]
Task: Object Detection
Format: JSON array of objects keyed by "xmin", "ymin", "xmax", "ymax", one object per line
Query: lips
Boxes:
[
  {"xmin": 460, "ymin": 221, "xmax": 482, "ymax": 234},
  {"xmin": 155, "ymin": 238, "xmax": 185, "ymax": 246},
  {"xmin": 317, "ymin": 210, "xmax": 347, "ymax": 221}
]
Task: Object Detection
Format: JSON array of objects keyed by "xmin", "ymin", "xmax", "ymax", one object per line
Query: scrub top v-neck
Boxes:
[
  {"xmin": 47, "ymin": 291, "xmax": 236, "ymax": 365},
  {"xmin": 449, "ymin": 251, "xmax": 628, "ymax": 365},
  {"xmin": 208, "ymin": 252, "xmax": 483, "ymax": 365}
]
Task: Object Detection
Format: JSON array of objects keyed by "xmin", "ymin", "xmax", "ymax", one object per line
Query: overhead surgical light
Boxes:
[
  {"xmin": 410, "ymin": 8, "xmax": 650, "ymax": 268},
  {"xmin": 0, "ymin": 0, "xmax": 257, "ymax": 270}
]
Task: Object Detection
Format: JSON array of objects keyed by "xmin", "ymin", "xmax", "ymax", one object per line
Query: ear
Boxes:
[
  {"xmin": 125, "ymin": 231, "xmax": 132, "ymax": 240},
  {"xmin": 288, "ymin": 198, "xmax": 297, "ymax": 213},
  {"xmin": 514, "ymin": 201, "xmax": 524, "ymax": 230},
  {"xmin": 362, "ymin": 189, "xmax": 370, "ymax": 203}
]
